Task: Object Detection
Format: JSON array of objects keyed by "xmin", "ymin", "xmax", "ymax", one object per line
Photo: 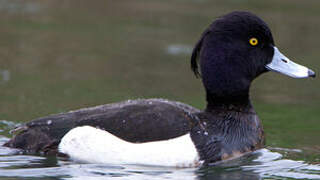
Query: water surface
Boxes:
[
  {"xmin": 1, "ymin": 134, "xmax": 320, "ymax": 179},
  {"xmin": 0, "ymin": 0, "xmax": 319, "ymax": 179}
]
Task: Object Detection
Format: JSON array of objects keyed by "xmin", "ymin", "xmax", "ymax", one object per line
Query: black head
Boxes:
[{"xmin": 191, "ymin": 11, "xmax": 275, "ymax": 106}]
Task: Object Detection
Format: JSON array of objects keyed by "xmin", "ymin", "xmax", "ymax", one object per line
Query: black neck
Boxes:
[{"xmin": 205, "ymin": 91, "xmax": 254, "ymax": 114}]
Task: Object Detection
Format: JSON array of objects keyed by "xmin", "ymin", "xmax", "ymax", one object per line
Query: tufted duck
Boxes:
[{"xmin": 4, "ymin": 11, "xmax": 315, "ymax": 167}]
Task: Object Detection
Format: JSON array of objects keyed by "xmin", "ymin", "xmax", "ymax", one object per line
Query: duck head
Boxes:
[{"xmin": 191, "ymin": 11, "xmax": 315, "ymax": 108}]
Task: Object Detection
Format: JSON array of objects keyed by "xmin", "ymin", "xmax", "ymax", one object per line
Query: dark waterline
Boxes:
[{"xmin": 1, "ymin": 135, "xmax": 320, "ymax": 179}]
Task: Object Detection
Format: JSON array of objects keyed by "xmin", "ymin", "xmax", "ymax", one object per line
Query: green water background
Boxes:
[{"xmin": 0, "ymin": 0, "xmax": 319, "ymax": 163}]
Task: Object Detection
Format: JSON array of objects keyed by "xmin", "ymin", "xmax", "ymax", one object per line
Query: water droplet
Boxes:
[{"xmin": 47, "ymin": 120, "xmax": 52, "ymax": 125}]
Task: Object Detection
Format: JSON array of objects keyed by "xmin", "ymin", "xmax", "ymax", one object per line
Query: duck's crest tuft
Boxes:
[{"xmin": 191, "ymin": 29, "xmax": 210, "ymax": 78}]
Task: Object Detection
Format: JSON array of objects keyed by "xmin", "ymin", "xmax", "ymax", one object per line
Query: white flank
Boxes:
[{"xmin": 59, "ymin": 126, "xmax": 199, "ymax": 167}]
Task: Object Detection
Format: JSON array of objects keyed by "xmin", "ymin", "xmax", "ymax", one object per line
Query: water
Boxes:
[
  {"xmin": 0, "ymin": 0, "xmax": 319, "ymax": 179},
  {"xmin": 1, "ymin": 132, "xmax": 320, "ymax": 179}
]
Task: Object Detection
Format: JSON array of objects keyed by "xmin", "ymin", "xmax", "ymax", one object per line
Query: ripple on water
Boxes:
[
  {"xmin": 0, "ymin": 120, "xmax": 17, "ymax": 133},
  {"xmin": 242, "ymin": 149, "xmax": 320, "ymax": 179},
  {"xmin": 0, "ymin": 121, "xmax": 320, "ymax": 179}
]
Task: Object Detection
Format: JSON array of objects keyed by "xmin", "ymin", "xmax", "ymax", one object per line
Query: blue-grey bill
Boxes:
[{"xmin": 266, "ymin": 47, "xmax": 315, "ymax": 78}]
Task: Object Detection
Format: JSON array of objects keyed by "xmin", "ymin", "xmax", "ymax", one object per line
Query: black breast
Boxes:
[{"xmin": 190, "ymin": 110, "xmax": 265, "ymax": 164}]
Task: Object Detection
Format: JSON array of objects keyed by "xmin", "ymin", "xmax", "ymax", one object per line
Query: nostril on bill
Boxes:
[{"xmin": 281, "ymin": 59, "xmax": 288, "ymax": 63}]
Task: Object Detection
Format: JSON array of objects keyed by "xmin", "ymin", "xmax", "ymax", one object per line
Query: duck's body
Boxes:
[
  {"xmin": 58, "ymin": 101, "xmax": 264, "ymax": 167},
  {"xmin": 4, "ymin": 11, "xmax": 315, "ymax": 166},
  {"xmin": 4, "ymin": 99, "xmax": 199, "ymax": 154}
]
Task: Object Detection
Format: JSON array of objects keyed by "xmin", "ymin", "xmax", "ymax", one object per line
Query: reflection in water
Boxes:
[
  {"xmin": 0, "ymin": 120, "xmax": 15, "ymax": 133},
  {"xmin": 244, "ymin": 149, "xmax": 320, "ymax": 179},
  {"xmin": 1, "ymin": 131, "xmax": 320, "ymax": 180},
  {"xmin": 197, "ymin": 170, "xmax": 261, "ymax": 180}
]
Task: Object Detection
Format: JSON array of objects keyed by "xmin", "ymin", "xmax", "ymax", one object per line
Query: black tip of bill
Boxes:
[{"xmin": 308, "ymin": 69, "xmax": 316, "ymax": 78}]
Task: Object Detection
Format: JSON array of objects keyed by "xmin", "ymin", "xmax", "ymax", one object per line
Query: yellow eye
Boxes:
[{"xmin": 249, "ymin": 37, "xmax": 258, "ymax": 46}]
